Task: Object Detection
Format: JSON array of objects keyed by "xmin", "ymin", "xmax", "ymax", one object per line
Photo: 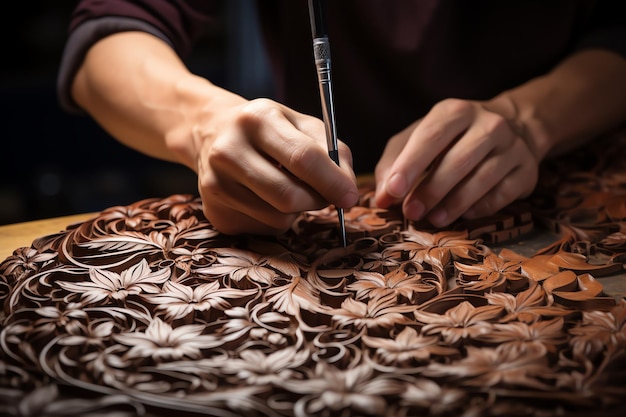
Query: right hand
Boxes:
[
  {"xmin": 69, "ymin": 32, "xmax": 357, "ymax": 235},
  {"xmin": 192, "ymin": 98, "xmax": 358, "ymax": 235}
]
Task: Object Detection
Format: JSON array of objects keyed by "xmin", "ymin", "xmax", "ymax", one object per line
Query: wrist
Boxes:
[{"xmin": 164, "ymin": 74, "xmax": 245, "ymax": 172}]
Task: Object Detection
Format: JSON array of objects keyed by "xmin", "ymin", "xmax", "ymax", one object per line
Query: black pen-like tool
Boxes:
[{"xmin": 308, "ymin": 0, "xmax": 347, "ymax": 248}]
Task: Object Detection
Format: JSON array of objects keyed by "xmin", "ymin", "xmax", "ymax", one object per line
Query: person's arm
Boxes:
[
  {"xmin": 490, "ymin": 49, "xmax": 626, "ymax": 159},
  {"xmin": 374, "ymin": 49, "xmax": 626, "ymax": 227},
  {"xmin": 72, "ymin": 31, "xmax": 358, "ymax": 235}
]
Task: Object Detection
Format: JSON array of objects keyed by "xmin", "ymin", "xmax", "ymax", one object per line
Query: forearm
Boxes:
[
  {"xmin": 71, "ymin": 31, "xmax": 245, "ymax": 171},
  {"xmin": 487, "ymin": 49, "xmax": 626, "ymax": 160}
]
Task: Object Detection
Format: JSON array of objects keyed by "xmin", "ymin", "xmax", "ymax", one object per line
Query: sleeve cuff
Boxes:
[{"xmin": 57, "ymin": 16, "xmax": 174, "ymax": 114}]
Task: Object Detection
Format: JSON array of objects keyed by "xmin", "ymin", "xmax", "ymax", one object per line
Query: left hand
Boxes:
[{"xmin": 374, "ymin": 98, "xmax": 540, "ymax": 227}]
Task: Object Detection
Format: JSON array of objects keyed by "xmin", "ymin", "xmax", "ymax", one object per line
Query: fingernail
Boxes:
[
  {"xmin": 405, "ymin": 200, "xmax": 425, "ymax": 220},
  {"xmin": 429, "ymin": 209, "xmax": 448, "ymax": 227},
  {"xmin": 386, "ymin": 173, "xmax": 408, "ymax": 198}
]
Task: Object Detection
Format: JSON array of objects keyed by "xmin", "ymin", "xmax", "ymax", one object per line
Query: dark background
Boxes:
[{"xmin": 0, "ymin": 0, "xmax": 273, "ymax": 225}]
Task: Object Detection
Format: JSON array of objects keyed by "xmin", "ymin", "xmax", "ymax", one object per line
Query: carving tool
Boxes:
[{"xmin": 308, "ymin": 0, "xmax": 347, "ymax": 247}]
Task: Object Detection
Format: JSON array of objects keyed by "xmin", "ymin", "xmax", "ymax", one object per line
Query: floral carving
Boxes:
[{"xmin": 1, "ymin": 132, "xmax": 626, "ymax": 416}]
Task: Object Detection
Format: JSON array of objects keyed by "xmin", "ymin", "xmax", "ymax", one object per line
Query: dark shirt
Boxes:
[{"xmin": 58, "ymin": 0, "xmax": 626, "ymax": 173}]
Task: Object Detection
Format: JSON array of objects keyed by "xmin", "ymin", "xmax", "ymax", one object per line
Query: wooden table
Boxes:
[{"xmin": 0, "ymin": 213, "xmax": 97, "ymax": 261}]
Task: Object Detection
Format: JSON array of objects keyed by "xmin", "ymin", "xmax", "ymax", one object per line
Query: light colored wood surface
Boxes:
[{"xmin": 0, "ymin": 213, "xmax": 97, "ymax": 261}]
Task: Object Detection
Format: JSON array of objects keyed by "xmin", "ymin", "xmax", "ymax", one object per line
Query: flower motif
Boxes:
[
  {"xmin": 474, "ymin": 318, "xmax": 568, "ymax": 353},
  {"xmin": 359, "ymin": 240, "xmax": 404, "ymax": 272},
  {"xmin": 142, "ymin": 280, "xmax": 257, "ymax": 321},
  {"xmin": 151, "ymin": 194, "xmax": 203, "ymax": 221},
  {"xmin": 220, "ymin": 346, "xmax": 309, "ymax": 385},
  {"xmin": 424, "ymin": 343, "xmax": 552, "ymax": 389},
  {"xmin": 384, "ymin": 229, "xmax": 480, "ymax": 269},
  {"xmin": 349, "ymin": 263, "xmax": 442, "ymax": 303},
  {"xmin": 30, "ymin": 303, "xmax": 87, "ymax": 337},
  {"xmin": 114, "ymin": 317, "xmax": 219, "ymax": 361},
  {"xmin": 58, "ymin": 319, "xmax": 117, "ymax": 348},
  {"xmin": 329, "ymin": 292, "xmax": 415, "ymax": 329},
  {"xmin": 99, "ymin": 202, "xmax": 159, "ymax": 232},
  {"xmin": 569, "ymin": 300, "xmax": 626, "ymax": 359},
  {"xmin": 362, "ymin": 326, "xmax": 457, "ymax": 365},
  {"xmin": 158, "ymin": 216, "xmax": 220, "ymax": 246},
  {"xmin": 170, "ymin": 245, "xmax": 214, "ymax": 268},
  {"xmin": 197, "ymin": 248, "xmax": 300, "ymax": 286},
  {"xmin": 485, "ymin": 282, "xmax": 569, "ymax": 323},
  {"xmin": 455, "ymin": 253, "xmax": 523, "ymax": 291},
  {"xmin": 283, "ymin": 362, "xmax": 405, "ymax": 415},
  {"xmin": 57, "ymin": 259, "xmax": 170, "ymax": 304},
  {"xmin": 0, "ymin": 247, "xmax": 57, "ymax": 278},
  {"xmin": 414, "ymin": 301, "xmax": 502, "ymax": 344},
  {"xmin": 265, "ymin": 275, "xmax": 321, "ymax": 316},
  {"xmin": 400, "ymin": 378, "xmax": 466, "ymax": 414}
]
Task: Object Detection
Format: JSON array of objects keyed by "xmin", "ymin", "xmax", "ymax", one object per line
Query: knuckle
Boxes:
[
  {"xmin": 480, "ymin": 112, "xmax": 500, "ymax": 132},
  {"xmin": 449, "ymin": 151, "xmax": 473, "ymax": 173},
  {"xmin": 237, "ymin": 98, "xmax": 281, "ymax": 127},
  {"xmin": 436, "ymin": 98, "xmax": 472, "ymax": 117},
  {"xmin": 198, "ymin": 171, "xmax": 219, "ymax": 196},
  {"xmin": 274, "ymin": 184, "xmax": 301, "ymax": 213},
  {"xmin": 481, "ymin": 111, "xmax": 509, "ymax": 137},
  {"xmin": 207, "ymin": 137, "xmax": 237, "ymax": 168},
  {"xmin": 287, "ymin": 143, "xmax": 319, "ymax": 175},
  {"xmin": 275, "ymin": 182, "xmax": 326, "ymax": 213}
]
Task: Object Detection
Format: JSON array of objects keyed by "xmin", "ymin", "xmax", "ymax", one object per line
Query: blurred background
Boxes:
[{"xmin": 0, "ymin": 0, "xmax": 273, "ymax": 225}]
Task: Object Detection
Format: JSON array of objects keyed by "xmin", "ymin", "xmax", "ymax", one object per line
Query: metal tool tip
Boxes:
[{"xmin": 337, "ymin": 208, "xmax": 347, "ymax": 247}]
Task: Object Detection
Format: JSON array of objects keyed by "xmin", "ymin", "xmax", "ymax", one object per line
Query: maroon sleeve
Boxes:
[
  {"xmin": 68, "ymin": 0, "xmax": 220, "ymax": 58},
  {"xmin": 58, "ymin": 0, "xmax": 222, "ymax": 113}
]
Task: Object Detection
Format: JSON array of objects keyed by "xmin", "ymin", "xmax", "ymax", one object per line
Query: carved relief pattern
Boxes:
[{"xmin": 1, "ymin": 134, "xmax": 626, "ymax": 416}]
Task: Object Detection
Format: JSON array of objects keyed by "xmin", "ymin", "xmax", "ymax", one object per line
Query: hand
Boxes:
[
  {"xmin": 193, "ymin": 98, "xmax": 359, "ymax": 235},
  {"xmin": 374, "ymin": 98, "xmax": 540, "ymax": 227},
  {"xmin": 69, "ymin": 32, "xmax": 357, "ymax": 236}
]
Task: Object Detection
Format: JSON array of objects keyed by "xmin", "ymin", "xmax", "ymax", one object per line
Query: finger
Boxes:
[
  {"xmin": 463, "ymin": 157, "xmax": 538, "ymax": 220},
  {"xmin": 374, "ymin": 123, "xmax": 416, "ymax": 208},
  {"xmin": 246, "ymin": 105, "xmax": 359, "ymax": 209},
  {"xmin": 288, "ymin": 113, "xmax": 357, "ymax": 183},
  {"xmin": 198, "ymin": 168, "xmax": 299, "ymax": 234},
  {"xmin": 404, "ymin": 110, "xmax": 514, "ymax": 220},
  {"xmin": 208, "ymin": 133, "xmax": 329, "ymax": 213},
  {"xmin": 202, "ymin": 195, "xmax": 297, "ymax": 236},
  {"xmin": 425, "ymin": 139, "xmax": 536, "ymax": 227},
  {"xmin": 199, "ymin": 136, "xmax": 304, "ymax": 231},
  {"xmin": 376, "ymin": 99, "xmax": 477, "ymax": 206}
]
